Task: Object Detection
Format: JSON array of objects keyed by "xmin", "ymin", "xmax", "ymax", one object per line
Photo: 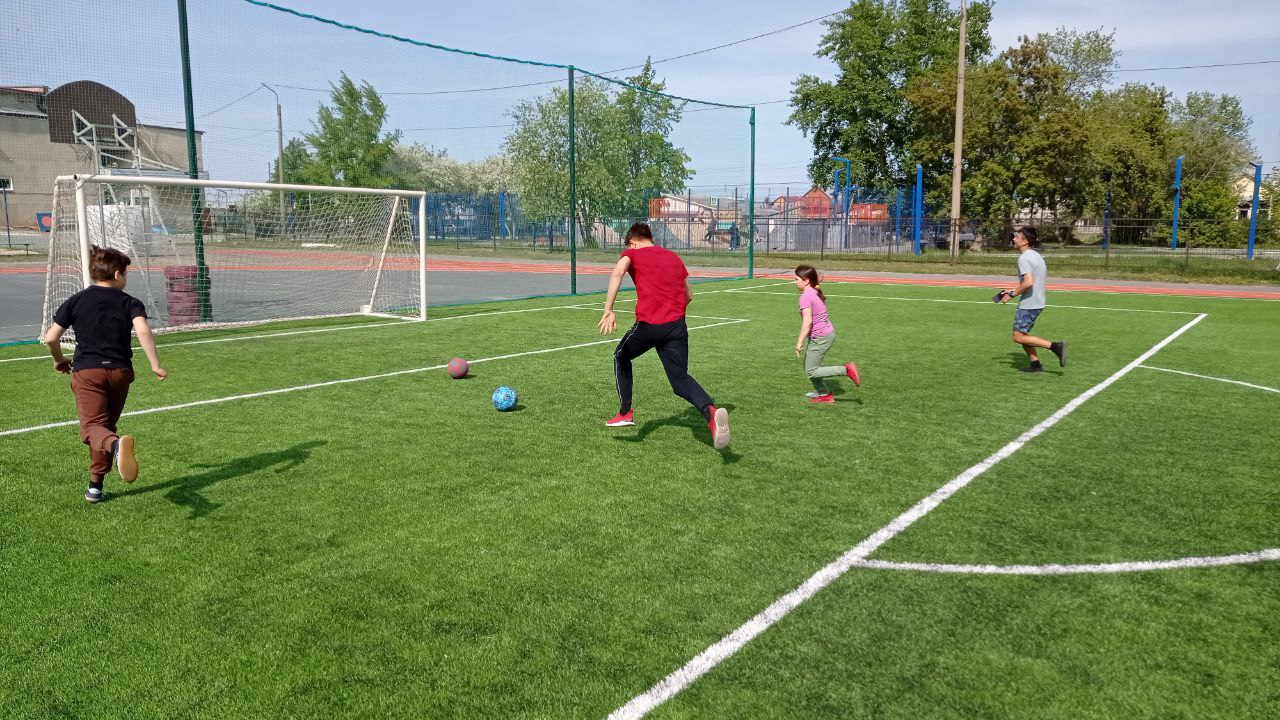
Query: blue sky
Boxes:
[
  {"xmin": 5, "ymin": 0, "xmax": 1274, "ymax": 194},
  {"xmin": 268, "ymin": 0, "xmax": 1279, "ymax": 196}
]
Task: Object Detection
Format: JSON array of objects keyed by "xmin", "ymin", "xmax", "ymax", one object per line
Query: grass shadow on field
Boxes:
[
  {"xmin": 106, "ymin": 440, "xmax": 327, "ymax": 519},
  {"xmin": 994, "ymin": 351, "xmax": 1064, "ymax": 375},
  {"xmin": 613, "ymin": 404, "xmax": 742, "ymax": 464}
]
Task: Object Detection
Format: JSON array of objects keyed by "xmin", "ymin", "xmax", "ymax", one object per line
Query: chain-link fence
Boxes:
[
  {"xmin": 0, "ymin": 0, "xmax": 755, "ymax": 333},
  {"xmin": 752, "ymin": 181, "xmax": 1277, "ymax": 280}
]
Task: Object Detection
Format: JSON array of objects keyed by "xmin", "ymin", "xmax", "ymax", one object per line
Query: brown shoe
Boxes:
[{"xmin": 116, "ymin": 435, "xmax": 138, "ymax": 483}]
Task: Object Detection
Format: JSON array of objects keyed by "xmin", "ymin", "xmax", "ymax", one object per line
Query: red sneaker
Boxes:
[
  {"xmin": 708, "ymin": 405, "xmax": 730, "ymax": 449},
  {"xmin": 845, "ymin": 362, "xmax": 861, "ymax": 387},
  {"xmin": 809, "ymin": 393, "xmax": 835, "ymax": 404},
  {"xmin": 605, "ymin": 409, "xmax": 635, "ymax": 427}
]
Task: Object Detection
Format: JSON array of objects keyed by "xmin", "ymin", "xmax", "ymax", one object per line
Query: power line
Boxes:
[
  {"xmin": 1114, "ymin": 59, "xmax": 1280, "ymax": 72},
  {"xmin": 598, "ymin": 9, "xmax": 846, "ymax": 77},
  {"xmin": 196, "ymin": 85, "xmax": 267, "ymax": 119}
]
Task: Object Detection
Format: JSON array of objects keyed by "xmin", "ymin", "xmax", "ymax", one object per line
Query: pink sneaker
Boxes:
[
  {"xmin": 845, "ymin": 362, "xmax": 861, "ymax": 387},
  {"xmin": 708, "ymin": 406, "xmax": 730, "ymax": 449},
  {"xmin": 809, "ymin": 393, "xmax": 835, "ymax": 404},
  {"xmin": 605, "ymin": 409, "xmax": 635, "ymax": 427}
]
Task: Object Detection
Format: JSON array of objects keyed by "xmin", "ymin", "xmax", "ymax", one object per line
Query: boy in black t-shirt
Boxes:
[{"xmin": 44, "ymin": 246, "xmax": 168, "ymax": 503}]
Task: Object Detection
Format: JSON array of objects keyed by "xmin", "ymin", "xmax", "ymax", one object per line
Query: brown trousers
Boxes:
[{"xmin": 71, "ymin": 368, "xmax": 134, "ymax": 477}]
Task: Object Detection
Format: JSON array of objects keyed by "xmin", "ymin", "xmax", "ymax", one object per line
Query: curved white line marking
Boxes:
[
  {"xmin": 0, "ymin": 319, "xmax": 748, "ymax": 437},
  {"xmin": 609, "ymin": 313, "xmax": 1208, "ymax": 720},
  {"xmin": 852, "ymin": 549, "xmax": 1280, "ymax": 575}
]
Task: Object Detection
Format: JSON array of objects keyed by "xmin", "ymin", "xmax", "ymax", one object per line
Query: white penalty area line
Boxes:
[
  {"xmin": 561, "ymin": 302, "xmax": 748, "ymax": 323},
  {"xmin": 609, "ymin": 312, "xmax": 1208, "ymax": 720},
  {"xmin": 725, "ymin": 289, "xmax": 1201, "ymax": 315},
  {"xmin": 0, "ymin": 319, "xmax": 748, "ymax": 438},
  {"xmin": 0, "ymin": 318, "xmax": 415, "ymax": 364},
  {"xmin": 0, "ymin": 285, "xmax": 774, "ymax": 365},
  {"xmin": 0, "ymin": 302, "xmax": 656, "ymax": 364},
  {"xmin": 851, "ymin": 549, "xmax": 1280, "ymax": 575},
  {"xmin": 1137, "ymin": 365, "xmax": 1280, "ymax": 395}
]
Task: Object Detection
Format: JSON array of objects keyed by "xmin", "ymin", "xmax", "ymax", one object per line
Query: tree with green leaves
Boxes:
[
  {"xmin": 388, "ymin": 144, "xmax": 510, "ymax": 194},
  {"xmin": 1165, "ymin": 92, "xmax": 1257, "ymax": 246},
  {"xmin": 908, "ymin": 34, "xmax": 1091, "ymax": 239},
  {"xmin": 270, "ymin": 137, "xmax": 313, "ymax": 185},
  {"xmin": 1043, "ymin": 27, "xmax": 1120, "ymax": 97},
  {"xmin": 302, "ymin": 72, "xmax": 400, "ymax": 189},
  {"xmin": 788, "ymin": 0, "xmax": 992, "ymax": 190},
  {"xmin": 1081, "ymin": 83, "xmax": 1173, "ymax": 220},
  {"xmin": 504, "ymin": 63, "xmax": 690, "ymax": 244},
  {"xmin": 612, "ymin": 61, "xmax": 692, "ymax": 218}
]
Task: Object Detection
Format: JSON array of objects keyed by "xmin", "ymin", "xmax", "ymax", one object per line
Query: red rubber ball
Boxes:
[{"xmin": 446, "ymin": 357, "xmax": 469, "ymax": 379}]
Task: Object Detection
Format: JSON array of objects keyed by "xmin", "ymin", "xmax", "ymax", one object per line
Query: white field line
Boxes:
[
  {"xmin": 725, "ymin": 289, "xmax": 1200, "ymax": 315},
  {"xmin": 0, "ymin": 319, "xmax": 748, "ymax": 438},
  {"xmin": 750, "ymin": 277, "xmax": 1280, "ymax": 304},
  {"xmin": 1051, "ymin": 288, "xmax": 1280, "ymax": 303},
  {"xmin": 0, "ymin": 282, "xmax": 780, "ymax": 364},
  {"xmin": 851, "ymin": 549, "xmax": 1280, "ymax": 575},
  {"xmin": 1137, "ymin": 365, "xmax": 1280, "ymax": 394},
  {"xmin": 0, "ymin": 319, "xmax": 410, "ymax": 363},
  {"xmin": 0, "ymin": 302, "xmax": 640, "ymax": 364},
  {"xmin": 561, "ymin": 304, "xmax": 747, "ymax": 322},
  {"xmin": 609, "ymin": 312, "xmax": 1208, "ymax": 720}
]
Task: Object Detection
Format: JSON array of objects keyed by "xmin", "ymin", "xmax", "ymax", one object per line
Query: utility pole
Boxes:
[
  {"xmin": 948, "ymin": 0, "xmax": 968, "ymax": 260},
  {"xmin": 262, "ymin": 83, "xmax": 285, "ymax": 217}
]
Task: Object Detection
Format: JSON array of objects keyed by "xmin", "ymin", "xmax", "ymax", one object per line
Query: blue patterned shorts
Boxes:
[{"xmin": 1013, "ymin": 307, "xmax": 1042, "ymax": 334}]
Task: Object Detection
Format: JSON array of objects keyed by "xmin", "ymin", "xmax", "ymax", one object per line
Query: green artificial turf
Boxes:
[{"xmin": 1, "ymin": 279, "xmax": 1275, "ymax": 719}]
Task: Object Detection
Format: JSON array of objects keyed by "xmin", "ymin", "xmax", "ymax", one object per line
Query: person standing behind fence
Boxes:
[
  {"xmin": 43, "ymin": 246, "xmax": 168, "ymax": 503},
  {"xmin": 793, "ymin": 265, "xmax": 860, "ymax": 402},
  {"xmin": 998, "ymin": 226, "xmax": 1068, "ymax": 373}
]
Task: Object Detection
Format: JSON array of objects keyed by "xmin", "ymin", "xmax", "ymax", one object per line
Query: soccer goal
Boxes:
[{"xmin": 42, "ymin": 175, "xmax": 427, "ymax": 339}]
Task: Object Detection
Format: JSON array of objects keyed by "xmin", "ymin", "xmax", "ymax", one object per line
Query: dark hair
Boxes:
[
  {"xmin": 794, "ymin": 264, "xmax": 825, "ymax": 301},
  {"xmin": 625, "ymin": 222, "xmax": 653, "ymax": 244},
  {"xmin": 89, "ymin": 245, "xmax": 131, "ymax": 281},
  {"xmin": 1016, "ymin": 225, "xmax": 1039, "ymax": 248}
]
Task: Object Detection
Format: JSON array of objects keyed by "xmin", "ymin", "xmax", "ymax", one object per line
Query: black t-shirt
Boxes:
[{"xmin": 52, "ymin": 286, "xmax": 148, "ymax": 371}]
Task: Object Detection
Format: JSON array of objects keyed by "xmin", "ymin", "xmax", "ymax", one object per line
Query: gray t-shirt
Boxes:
[{"xmin": 1016, "ymin": 249, "xmax": 1047, "ymax": 309}]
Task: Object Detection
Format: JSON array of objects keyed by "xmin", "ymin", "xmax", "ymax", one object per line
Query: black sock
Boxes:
[
  {"xmin": 1050, "ymin": 341, "xmax": 1062, "ymax": 354},
  {"xmin": 1030, "ymin": 359, "xmax": 1043, "ymax": 368},
  {"xmin": 701, "ymin": 405, "xmax": 713, "ymax": 422},
  {"xmin": 89, "ymin": 478, "xmax": 104, "ymax": 490}
]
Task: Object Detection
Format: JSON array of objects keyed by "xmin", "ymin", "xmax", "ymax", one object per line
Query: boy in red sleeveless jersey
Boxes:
[{"xmin": 597, "ymin": 223, "xmax": 729, "ymax": 449}]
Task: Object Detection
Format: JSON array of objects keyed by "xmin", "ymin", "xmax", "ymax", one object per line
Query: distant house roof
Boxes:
[{"xmin": 0, "ymin": 85, "xmax": 50, "ymax": 95}]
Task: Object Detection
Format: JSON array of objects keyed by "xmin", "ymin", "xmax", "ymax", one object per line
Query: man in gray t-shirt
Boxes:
[{"xmin": 999, "ymin": 226, "xmax": 1067, "ymax": 373}]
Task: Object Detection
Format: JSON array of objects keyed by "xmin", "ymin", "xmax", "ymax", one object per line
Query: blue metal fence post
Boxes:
[
  {"xmin": 913, "ymin": 164, "xmax": 923, "ymax": 255},
  {"xmin": 1247, "ymin": 161, "xmax": 1263, "ymax": 260},
  {"xmin": 1171, "ymin": 155, "xmax": 1184, "ymax": 250},
  {"xmin": 831, "ymin": 168, "xmax": 841, "ymax": 220},
  {"xmin": 894, "ymin": 188, "xmax": 903, "ymax": 250},
  {"xmin": 1103, "ymin": 187, "xmax": 1111, "ymax": 250}
]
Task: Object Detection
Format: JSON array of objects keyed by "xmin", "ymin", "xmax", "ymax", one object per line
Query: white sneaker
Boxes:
[
  {"xmin": 709, "ymin": 406, "xmax": 730, "ymax": 449},
  {"xmin": 805, "ymin": 391, "xmax": 823, "ymax": 398}
]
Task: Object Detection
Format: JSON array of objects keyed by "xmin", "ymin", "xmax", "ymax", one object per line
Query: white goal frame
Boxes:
[{"xmin": 45, "ymin": 175, "xmax": 429, "ymax": 337}]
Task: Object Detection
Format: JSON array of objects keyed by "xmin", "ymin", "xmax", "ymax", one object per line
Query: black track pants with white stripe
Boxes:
[{"xmin": 613, "ymin": 318, "xmax": 713, "ymax": 419}]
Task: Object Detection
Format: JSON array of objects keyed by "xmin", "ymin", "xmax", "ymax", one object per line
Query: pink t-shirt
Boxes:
[{"xmin": 799, "ymin": 287, "xmax": 834, "ymax": 337}]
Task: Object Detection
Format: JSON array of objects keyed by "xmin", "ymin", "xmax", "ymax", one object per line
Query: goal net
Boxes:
[{"xmin": 42, "ymin": 176, "xmax": 426, "ymax": 340}]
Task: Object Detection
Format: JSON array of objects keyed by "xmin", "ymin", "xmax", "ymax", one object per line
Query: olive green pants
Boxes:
[{"xmin": 804, "ymin": 333, "xmax": 846, "ymax": 393}]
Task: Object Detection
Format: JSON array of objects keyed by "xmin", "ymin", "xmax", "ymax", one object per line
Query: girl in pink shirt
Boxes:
[{"xmin": 793, "ymin": 265, "xmax": 860, "ymax": 403}]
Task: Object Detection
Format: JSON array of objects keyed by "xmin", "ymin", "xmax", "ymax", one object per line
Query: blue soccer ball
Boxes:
[{"xmin": 492, "ymin": 386, "xmax": 518, "ymax": 412}]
